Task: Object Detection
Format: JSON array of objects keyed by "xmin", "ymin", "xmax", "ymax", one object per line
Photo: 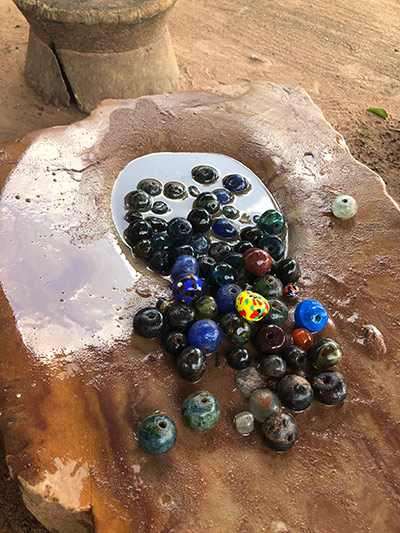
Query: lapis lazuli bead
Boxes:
[
  {"xmin": 190, "ymin": 233, "xmax": 210, "ymax": 255},
  {"xmin": 215, "ymin": 283, "xmax": 242, "ymax": 314},
  {"xmin": 173, "ymin": 274, "xmax": 203, "ymax": 304},
  {"xmin": 188, "ymin": 319, "xmax": 223, "ymax": 354},
  {"xmin": 138, "ymin": 413, "xmax": 177, "ymax": 454},
  {"xmin": 212, "ymin": 218, "xmax": 239, "ymax": 240},
  {"xmin": 171, "ymin": 255, "xmax": 200, "ymax": 280},
  {"xmin": 182, "ymin": 391, "xmax": 220, "ymax": 431},
  {"xmin": 223, "ymin": 174, "xmax": 249, "ymax": 194},
  {"xmin": 294, "ymin": 299, "xmax": 328, "ymax": 332},
  {"xmin": 213, "ymin": 188, "xmax": 233, "ymax": 205}
]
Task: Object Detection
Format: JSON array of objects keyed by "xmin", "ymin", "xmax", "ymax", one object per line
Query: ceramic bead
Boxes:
[
  {"xmin": 241, "ymin": 248, "xmax": 272, "ymax": 276},
  {"xmin": 262, "ymin": 412, "xmax": 298, "ymax": 452},
  {"xmin": 220, "ymin": 312, "xmax": 251, "ymax": 345},
  {"xmin": 172, "ymin": 274, "xmax": 203, "ymax": 304},
  {"xmin": 138, "ymin": 414, "xmax": 177, "ymax": 454},
  {"xmin": 294, "ymin": 299, "xmax": 328, "ymax": 332},
  {"xmin": 234, "ymin": 411, "xmax": 255, "ymax": 435},
  {"xmin": 249, "ymin": 389, "xmax": 282, "ymax": 422},
  {"xmin": 257, "ymin": 209, "xmax": 285, "ymax": 235},
  {"xmin": 194, "ymin": 295, "xmax": 218, "ymax": 320},
  {"xmin": 292, "ymin": 328, "xmax": 313, "ymax": 351},
  {"xmin": 277, "ymin": 375, "xmax": 313, "ymax": 411},
  {"xmin": 182, "ymin": 391, "xmax": 220, "ymax": 431},
  {"xmin": 331, "ymin": 194, "xmax": 358, "ymax": 220},
  {"xmin": 254, "ymin": 324, "xmax": 285, "ymax": 354},
  {"xmin": 216, "ymin": 284, "xmax": 242, "ymax": 314},
  {"xmin": 235, "ymin": 367, "xmax": 266, "ymax": 398},
  {"xmin": 312, "ymin": 370, "xmax": 347, "ymax": 405},
  {"xmin": 308, "ymin": 338, "xmax": 343, "ymax": 370},
  {"xmin": 235, "ymin": 290, "xmax": 270, "ymax": 322},
  {"xmin": 188, "ymin": 319, "xmax": 223, "ymax": 354}
]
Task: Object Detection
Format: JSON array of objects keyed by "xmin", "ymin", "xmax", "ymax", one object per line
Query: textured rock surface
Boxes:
[{"xmin": 0, "ymin": 83, "xmax": 399, "ymax": 532}]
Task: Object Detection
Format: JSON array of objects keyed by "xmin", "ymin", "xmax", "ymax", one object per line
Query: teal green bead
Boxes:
[
  {"xmin": 252, "ymin": 274, "xmax": 283, "ymax": 298},
  {"xmin": 264, "ymin": 299, "xmax": 289, "ymax": 326},
  {"xmin": 138, "ymin": 414, "xmax": 177, "ymax": 454},
  {"xmin": 308, "ymin": 338, "xmax": 343, "ymax": 370},
  {"xmin": 222, "ymin": 205, "xmax": 240, "ymax": 219},
  {"xmin": 331, "ymin": 195, "xmax": 358, "ymax": 220},
  {"xmin": 182, "ymin": 391, "xmax": 220, "ymax": 431},
  {"xmin": 220, "ymin": 312, "xmax": 251, "ymax": 345},
  {"xmin": 194, "ymin": 295, "xmax": 218, "ymax": 320},
  {"xmin": 258, "ymin": 209, "xmax": 285, "ymax": 235}
]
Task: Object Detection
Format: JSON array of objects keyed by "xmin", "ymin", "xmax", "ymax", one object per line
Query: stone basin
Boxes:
[{"xmin": 0, "ymin": 83, "xmax": 399, "ymax": 532}]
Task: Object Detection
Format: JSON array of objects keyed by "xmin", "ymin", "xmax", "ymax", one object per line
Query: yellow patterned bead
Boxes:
[{"xmin": 235, "ymin": 291, "xmax": 270, "ymax": 322}]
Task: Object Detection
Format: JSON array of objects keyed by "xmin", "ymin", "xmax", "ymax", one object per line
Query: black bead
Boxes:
[
  {"xmin": 312, "ymin": 371, "xmax": 347, "ymax": 405},
  {"xmin": 224, "ymin": 252, "xmax": 243, "ymax": 269},
  {"xmin": 259, "ymin": 354, "xmax": 287, "ymax": 378},
  {"xmin": 240, "ymin": 226, "xmax": 264, "ymax": 245},
  {"xmin": 192, "ymin": 165, "xmax": 219, "ymax": 184},
  {"xmin": 275, "ymin": 258, "xmax": 301, "ymax": 284},
  {"xmin": 166, "ymin": 303, "xmax": 195, "ymax": 332},
  {"xmin": 281, "ymin": 345, "xmax": 307, "ymax": 369},
  {"xmin": 194, "ymin": 192, "xmax": 220, "ymax": 215},
  {"xmin": 148, "ymin": 250, "xmax": 173, "ymax": 274},
  {"xmin": 171, "ymin": 244, "xmax": 195, "ymax": 261},
  {"xmin": 198, "ymin": 255, "xmax": 217, "ymax": 277},
  {"xmin": 208, "ymin": 241, "xmax": 232, "ymax": 262},
  {"xmin": 164, "ymin": 331, "xmax": 188, "ymax": 357},
  {"xmin": 226, "ymin": 347, "xmax": 251, "ymax": 370},
  {"xmin": 124, "ymin": 210, "xmax": 143, "ymax": 223},
  {"xmin": 187, "ymin": 208, "xmax": 212, "ymax": 233},
  {"xmin": 125, "ymin": 190, "xmax": 152, "ymax": 211},
  {"xmin": 133, "ymin": 307, "xmax": 164, "ymax": 338},
  {"xmin": 124, "ymin": 220, "xmax": 153, "ymax": 247},
  {"xmin": 277, "ymin": 374, "xmax": 313, "ymax": 411},
  {"xmin": 134, "ymin": 239, "xmax": 152, "ymax": 259},
  {"xmin": 150, "ymin": 232, "xmax": 172, "ymax": 252},
  {"xmin": 177, "ymin": 346, "xmax": 207, "ymax": 382},
  {"xmin": 145, "ymin": 216, "xmax": 168, "ymax": 233},
  {"xmin": 167, "ymin": 217, "xmax": 193, "ymax": 244},
  {"xmin": 234, "ymin": 241, "xmax": 254, "ymax": 254},
  {"xmin": 262, "ymin": 412, "xmax": 298, "ymax": 451}
]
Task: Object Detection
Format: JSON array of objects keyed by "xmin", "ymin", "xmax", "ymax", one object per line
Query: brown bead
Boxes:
[
  {"xmin": 241, "ymin": 248, "xmax": 272, "ymax": 276},
  {"xmin": 254, "ymin": 324, "xmax": 286, "ymax": 354},
  {"xmin": 292, "ymin": 328, "xmax": 313, "ymax": 351}
]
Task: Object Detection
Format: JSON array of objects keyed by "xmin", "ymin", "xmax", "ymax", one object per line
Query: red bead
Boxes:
[
  {"xmin": 241, "ymin": 248, "xmax": 272, "ymax": 276},
  {"xmin": 254, "ymin": 324, "xmax": 286, "ymax": 354},
  {"xmin": 283, "ymin": 283, "xmax": 299, "ymax": 298},
  {"xmin": 292, "ymin": 328, "xmax": 313, "ymax": 351}
]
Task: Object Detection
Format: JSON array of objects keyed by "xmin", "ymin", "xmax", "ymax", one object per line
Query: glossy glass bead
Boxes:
[
  {"xmin": 194, "ymin": 192, "xmax": 220, "ymax": 215},
  {"xmin": 171, "ymin": 244, "xmax": 195, "ymax": 261},
  {"xmin": 294, "ymin": 299, "xmax": 328, "ymax": 332},
  {"xmin": 223, "ymin": 252, "xmax": 242, "ymax": 269},
  {"xmin": 240, "ymin": 226, "xmax": 264, "ymax": 245},
  {"xmin": 167, "ymin": 217, "xmax": 193, "ymax": 244},
  {"xmin": 252, "ymin": 214, "xmax": 260, "ymax": 224},
  {"xmin": 223, "ymin": 173, "xmax": 249, "ymax": 194},
  {"xmin": 259, "ymin": 354, "xmax": 287, "ymax": 378},
  {"xmin": 150, "ymin": 232, "xmax": 172, "ymax": 252},
  {"xmin": 331, "ymin": 194, "xmax": 358, "ymax": 220},
  {"xmin": 209, "ymin": 242, "xmax": 232, "ymax": 262},
  {"xmin": 213, "ymin": 188, "xmax": 233, "ymax": 204},
  {"xmin": 190, "ymin": 234, "xmax": 210, "ymax": 255},
  {"xmin": 171, "ymin": 255, "xmax": 200, "ymax": 280},
  {"xmin": 222, "ymin": 205, "xmax": 240, "ymax": 219},
  {"xmin": 124, "ymin": 219, "xmax": 153, "ymax": 247},
  {"xmin": 145, "ymin": 216, "xmax": 168, "ymax": 233},
  {"xmin": 235, "ymin": 290, "xmax": 270, "ymax": 322},
  {"xmin": 172, "ymin": 274, "xmax": 203, "ymax": 305},
  {"xmin": 125, "ymin": 190, "xmax": 152, "ymax": 211},
  {"xmin": 192, "ymin": 165, "xmax": 219, "ymax": 185},
  {"xmin": 207, "ymin": 262, "xmax": 237, "ymax": 291},
  {"xmin": 152, "ymin": 200, "xmax": 169, "ymax": 215},
  {"xmin": 308, "ymin": 338, "xmax": 343, "ymax": 370},
  {"xmin": 182, "ymin": 391, "xmax": 220, "ymax": 431},
  {"xmin": 276, "ymin": 258, "xmax": 301, "ymax": 285},
  {"xmin": 220, "ymin": 312, "xmax": 251, "ymax": 345},
  {"xmin": 134, "ymin": 307, "xmax": 164, "ymax": 338},
  {"xmin": 177, "ymin": 346, "xmax": 207, "ymax": 382},
  {"xmin": 234, "ymin": 411, "xmax": 255, "ymax": 435},
  {"xmin": 212, "ymin": 218, "xmax": 239, "ymax": 240},
  {"xmin": 166, "ymin": 303, "xmax": 195, "ymax": 332},
  {"xmin": 257, "ymin": 235, "xmax": 285, "ymax": 261},
  {"xmin": 189, "ymin": 185, "xmax": 200, "ymax": 197},
  {"xmin": 138, "ymin": 414, "xmax": 177, "ymax": 455},
  {"xmin": 241, "ymin": 248, "xmax": 272, "ymax": 276},
  {"xmin": 312, "ymin": 370, "xmax": 347, "ymax": 405},
  {"xmin": 249, "ymin": 389, "xmax": 282, "ymax": 423},
  {"xmin": 194, "ymin": 295, "xmax": 218, "ymax": 320},
  {"xmin": 164, "ymin": 331, "xmax": 188, "ymax": 357},
  {"xmin": 264, "ymin": 299, "xmax": 288, "ymax": 326},
  {"xmin": 148, "ymin": 250, "xmax": 173, "ymax": 274},
  {"xmin": 252, "ymin": 274, "xmax": 283, "ymax": 299},
  {"xmin": 292, "ymin": 328, "xmax": 313, "ymax": 351},
  {"xmin": 254, "ymin": 324, "xmax": 285, "ymax": 354},
  {"xmin": 164, "ymin": 181, "xmax": 186, "ymax": 199},
  {"xmin": 137, "ymin": 178, "xmax": 162, "ymax": 196},
  {"xmin": 235, "ymin": 241, "xmax": 254, "ymax": 254},
  {"xmin": 226, "ymin": 347, "xmax": 251, "ymax": 370},
  {"xmin": 277, "ymin": 375, "xmax": 313, "ymax": 411},
  {"xmin": 281, "ymin": 345, "xmax": 307, "ymax": 369},
  {"xmin": 235, "ymin": 366, "xmax": 266, "ymax": 398},
  {"xmin": 283, "ymin": 283, "xmax": 299, "ymax": 298},
  {"xmin": 198, "ymin": 255, "xmax": 216, "ymax": 276},
  {"xmin": 156, "ymin": 298, "xmax": 173, "ymax": 314},
  {"xmin": 124, "ymin": 210, "xmax": 143, "ymax": 223},
  {"xmin": 188, "ymin": 319, "xmax": 223, "ymax": 354},
  {"xmin": 216, "ymin": 283, "xmax": 242, "ymax": 314},
  {"xmin": 187, "ymin": 208, "xmax": 212, "ymax": 233},
  {"xmin": 134, "ymin": 239, "xmax": 152, "ymax": 259},
  {"xmin": 235, "ymin": 266, "xmax": 255, "ymax": 287},
  {"xmin": 262, "ymin": 412, "xmax": 298, "ymax": 452},
  {"xmin": 257, "ymin": 209, "xmax": 285, "ymax": 235}
]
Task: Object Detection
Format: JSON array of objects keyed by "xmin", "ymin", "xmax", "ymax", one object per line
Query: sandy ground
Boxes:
[{"xmin": 0, "ymin": 0, "xmax": 399, "ymax": 530}]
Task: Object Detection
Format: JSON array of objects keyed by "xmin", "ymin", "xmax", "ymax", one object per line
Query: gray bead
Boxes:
[
  {"xmin": 234, "ymin": 411, "xmax": 255, "ymax": 435},
  {"xmin": 235, "ymin": 366, "xmax": 266, "ymax": 398},
  {"xmin": 249, "ymin": 388, "xmax": 282, "ymax": 423}
]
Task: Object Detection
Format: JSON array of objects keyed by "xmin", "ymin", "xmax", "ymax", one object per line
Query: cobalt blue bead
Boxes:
[
  {"xmin": 173, "ymin": 274, "xmax": 203, "ymax": 304},
  {"xmin": 223, "ymin": 174, "xmax": 249, "ymax": 194},
  {"xmin": 138, "ymin": 413, "xmax": 177, "ymax": 454},
  {"xmin": 216, "ymin": 284, "xmax": 242, "ymax": 314},
  {"xmin": 207, "ymin": 262, "xmax": 237, "ymax": 291},
  {"xmin": 213, "ymin": 188, "xmax": 233, "ymax": 204},
  {"xmin": 188, "ymin": 319, "xmax": 223, "ymax": 354},
  {"xmin": 258, "ymin": 235, "xmax": 285, "ymax": 261},
  {"xmin": 191, "ymin": 234, "xmax": 210, "ymax": 255},
  {"xmin": 171, "ymin": 255, "xmax": 200, "ymax": 280},
  {"xmin": 294, "ymin": 299, "xmax": 328, "ymax": 332},
  {"xmin": 212, "ymin": 218, "xmax": 239, "ymax": 240}
]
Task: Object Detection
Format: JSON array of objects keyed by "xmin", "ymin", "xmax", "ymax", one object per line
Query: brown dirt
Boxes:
[{"xmin": 0, "ymin": 0, "xmax": 399, "ymax": 530}]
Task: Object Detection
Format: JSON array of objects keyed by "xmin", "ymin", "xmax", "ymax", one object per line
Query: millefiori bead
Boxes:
[
  {"xmin": 235, "ymin": 290, "xmax": 270, "ymax": 322},
  {"xmin": 172, "ymin": 274, "xmax": 203, "ymax": 304},
  {"xmin": 283, "ymin": 283, "xmax": 299, "ymax": 298}
]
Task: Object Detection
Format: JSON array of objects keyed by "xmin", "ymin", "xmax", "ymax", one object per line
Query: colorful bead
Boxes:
[
  {"xmin": 187, "ymin": 208, "xmax": 212, "ymax": 233},
  {"xmin": 249, "ymin": 389, "xmax": 282, "ymax": 422},
  {"xmin": 212, "ymin": 218, "xmax": 239, "ymax": 240},
  {"xmin": 252, "ymin": 274, "xmax": 283, "ymax": 299},
  {"xmin": 254, "ymin": 324, "xmax": 286, "ymax": 354},
  {"xmin": 138, "ymin": 414, "xmax": 177, "ymax": 455},
  {"xmin": 308, "ymin": 338, "xmax": 343, "ymax": 370},
  {"xmin": 281, "ymin": 345, "xmax": 307, "ymax": 369},
  {"xmin": 277, "ymin": 375, "xmax": 313, "ymax": 411},
  {"xmin": 264, "ymin": 299, "xmax": 288, "ymax": 326},
  {"xmin": 331, "ymin": 194, "xmax": 358, "ymax": 220},
  {"xmin": 312, "ymin": 371, "xmax": 347, "ymax": 405},
  {"xmin": 182, "ymin": 391, "xmax": 220, "ymax": 431},
  {"xmin": 257, "ymin": 209, "xmax": 285, "ymax": 235},
  {"xmin": 223, "ymin": 173, "xmax": 249, "ymax": 193},
  {"xmin": 172, "ymin": 274, "xmax": 203, "ymax": 304},
  {"xmin": 226, "ymin": 347, "xmax": 251, "ymax": 370},
  {"xmin": 220, "ymin": 312, "xmax": 251, "ymax": 345},
  {"xmin": 137, "ymin": 178, "xmax": 162, "ymax": 196},
  {"xmin": 194, "ymin": 295, "xmax": 218, "ymax": 320},
  {"xmin": 222, "ymin": 205, "xmax": 240, "ymax": 219},
  {"xmin": 207, "ymin": 262, "xmax": 237, "ymax": 291},
  {"xmin": 234, "ymin": 411, "xmax": 255, "ymax": 435},
  {"xmin": 148, "ymin": 250, "xmax": 173, "ymax": 274},
  {"xmin": 294, "ymin": 299, "xmax": 328, "ymax": 332},
  {"xmin": 276, "ymin": 258, "xmax": 301, "ymax": 285},
  {"xmin": 235, "ymin": 366, "xmax": 266, "ymax": 398},
  {"xmin": 164, "ymin": 181, "xmax": 186, "ymax": 199},
  {"xmin": 216, "ymin": 284, "xmax": 242, "ymax": 314},
  {"xmin": 257, "ymin": 235, "xmax": 285, "ymax": 261},
  {"xmin": 283, "ymin": 283, "xmax": 299, "ymax": 298},
  {"xmin": 164, "ymin": 331, "xmax": 188, "ymax": 357},
  {"xmin": 241, "ymin": 248, "xmax": 273, "ymax": 276},
  {"xmin": 259, "ymin": 354, "xmax": 287, "ymax": 378},
  {"xmin": 125, "ymin": 190, "xmax": 152, "ymax": 211},
  {"xmin": 166, "ymin": 303, "xmax": 195, "ymax": 332},
  {"xmin": 177, "ymin": 346, "xmax": 207, "ymax": 382},
  {"xmin": 262, "ymin": 412, "xmax": 298, "ymax": 452},
  {"xmin": 235, "ymin": 290, "xmax": 270, "ymax": 322},
  {"xmin": 194, "ymin": 192, "xmax": 220, "ymax": 214},
  {"xmin": 133, "ymin": 307, "xmax": 164, "ymax": 338},
  {"xmin": 190, "ymin": 234, "xmax": 210, "ymax": 255},
  {"xmin": 188, "ymin": 319, "xmax": 223, "ymax": 354},
  {"xmin": 167, "ymin": 217, "xmax": 193, "ymax": 244},
  {"xmin": 171, "ymin": 255, "xmax": 200, "ymax": 280},
  {"xmin": 292, "ymin": 328, "xmax": 313, "ymax": 351},
  {"xmin": 213, "ymin": 188, "xmax": 233, "ymax": 204},
  {"xmin": 192, "ymin": 165, "xmax": 219, "ymax": 184}
]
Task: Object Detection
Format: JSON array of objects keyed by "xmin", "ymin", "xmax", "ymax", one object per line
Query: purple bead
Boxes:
[
  {"xmin": 188, "ymin": 319, "xmax": 223, "ymax": 354},
  {"xmin": 215, "ymin": 284, "xmax": 242, "ymax": 314},
  {"xmin": 171, "ymin": 255, "xmax": 200, "ymax": 280}
]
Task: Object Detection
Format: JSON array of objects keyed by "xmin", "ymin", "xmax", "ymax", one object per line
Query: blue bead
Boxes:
[
  {"xmin": 294, "ymin": 299, "xmax": 328, "ymax": 332},
  {"xmin": 188, "ymin": 319, "xmax": 222, "ymax": 354},
  {"xmin": 222, "ymin": 174, "xmax": 249, "ymax": 194},
  {"xmin": 138, "ymin": 414, "xmax": 177, "ymax": 454},
  {"xmin": 182, "ymin": 391, "xmax": 220, "ymax": 431},
  {"xmin": 212, "ymin": 218, "xmax": 239, "ymax": 240},
  {"xmin": 190, "ymin": 233, "xmax": 210, "ymax": 255},
  {"xmin": 173, "ymin": 274, "xmax": 203, "ymax": 304},
  {"xmin": 258, "ymin": 235, "xmax": 285, "ymax": 261},
  {"xmin": 213, "ymin": 188, "xmax": 233, "ymax": 204},
  {"xmin": 171, "ymin": 255, "xmax": 200, "ymax": 280},
  {"xmin": 215, "ymin": 284, "xmax": 242, "ymax": 313}
]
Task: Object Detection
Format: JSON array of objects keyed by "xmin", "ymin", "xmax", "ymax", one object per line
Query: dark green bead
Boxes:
[
  {"xmin": 192, "ymin": 165, "xmax": 219, "ymax": 185},
  {"xmin": 259, "ymin": 354, "xmax": 287, "ymax": 378},
  {"xmin": 137, "ymin": 179, "xmax": 162, "ymax": 196},
  {"xmin": 177, "ymin": 346, "xmax": 207, "ymax": 382},
  {"xmin": 252, "ymin": 274, "xmax": 283, "ymax": 298},
  {"xmin": 220, "ymin": 312, "xmax": 251, "ymax": 345},
  {"xmin": 138, "ymin": 414, "xmax": 177, "ymax": 454},
  {"xmin": 308, "ymin": 338, "xmax": 343, "ymax": 370},
  {"xmin": 194, "ymin": 192, "xmax": 220, "ymax": 215},
  {"xmin": 125, "ymin": 190, "xmax": 152, "ymax": 211},
  {"xmin": 194, "ymin": 295, "xmax": 218, "ymax": 320},
  {"xmin": 258, "ymin": 209, "xmax": 285, "ymax": 235},
  {"xmin": 222, "ymin": 205, "xmax": 240, "ymax": 219},
  {"xmin": 124, "ymin": 210, "xmax": 143, "ymax": 223},
  {"xmin": 150, "ymin": 232, "xmax": 172, "ymax": 252},
  {"xmin": 164, "ymin": 181, "xmax": 187, "ymax": 199},
  {"xmin": 145, "ymin": 216, "xmax": 168, "ymax": 233},
  {"xmin": 264, "ymin": 299, "xmax": 288, "ymax": 326},
  {"xmin": 134, "ymin": 239, "xmax": 152, "ymax": 259},
  {"xmin": 182, "ymin": 391, "xmax": 220, "ymax": 431}
]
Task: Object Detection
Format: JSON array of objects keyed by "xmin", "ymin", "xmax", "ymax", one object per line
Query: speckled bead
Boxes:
[
  {"xmin": 254, "ymin": 324, "xmax": 286, "ymax": 354},
  {"xmin": 262, "ymin": 412, "xmax": 298, "ymax": 452},
  {"xmin": 277, "ymin": 375, "xmax": 314, "ymax": 411},
  {"xmin": 294, "ymin": 299, "xmax": 328, "ymax": 332},
  {"xmin": 235, "ymin": 367, "xmax": 266, "ymax": 398},
  {"xmin": 194, "ymin": 295, "xmax": 218, "ymax": 320},
  {"xmin": 249, "ymin": 388, "xmax": 282, "ymax": 422},
  {"xmin": 308, "ymin": 338, "xmax": 343, "ymax": 370},
  {"xmin": 331, "ymin": 194, "xmax": 358, "ymax": 220},
  {"xmin": 172, "ymin": 274, "xmax": 203, "ymax": 304},
  {"xmin": 234, "ymin": 411, "xmax": 255, "ymax": 435},
  {"xmin": 252, "ymin": 274, "xmax": 283, "ymax": 299},
  {"xmin": 220, "ymin": 312, "xmax": 251, "ymax": 345},
  {"xmin": 138, "ymin": 414, "xmax": 177, "ymax": 454},
  {"xmin": 182, "ymin": 391, "xmax": 220, "ymax": 431},
  {"xmin": 257, "ymin": 209, "xmax": 285, "ymax": 235},
  {"xmin": 235, "ymin": 290, "xmax": 270, "ymax": 322},
  {"xmin": 283, "ymin": 283, "xmax": 299, "ymax": 298},
  {"xmin": 188, "ymin": 319, "xmax": 222, "ymax": 354},
  {"xmin": 241, "ymin": 248, "xmax": 273, "ymax": 276}
]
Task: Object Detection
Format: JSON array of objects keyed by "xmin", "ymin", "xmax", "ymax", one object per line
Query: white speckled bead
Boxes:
[
  {"xmin": 234, "ymin": 411, "xmax": 255, "ymax": 435},
  {"xmin": 331, "ymin": 195, "xmax": 358, "ymax": 220}
]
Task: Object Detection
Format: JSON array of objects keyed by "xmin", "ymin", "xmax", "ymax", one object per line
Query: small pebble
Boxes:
[{"xmin": 235, "ymin": 366, "xmax": 266, "ymax": 398}]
